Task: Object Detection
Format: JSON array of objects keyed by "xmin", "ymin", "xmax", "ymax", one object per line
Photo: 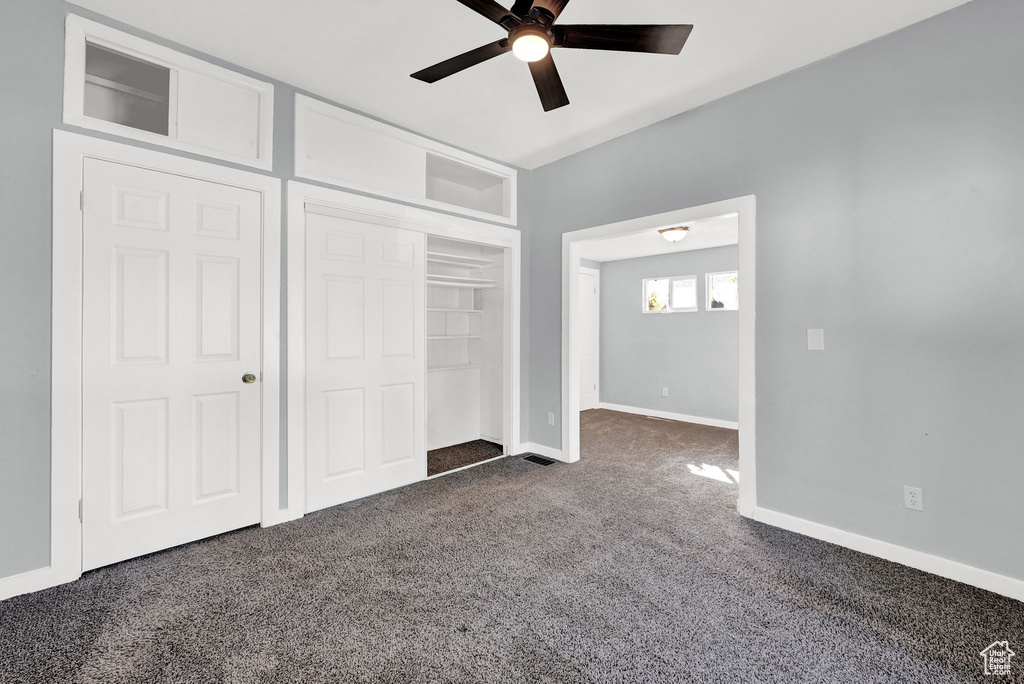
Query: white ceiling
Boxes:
[
  {"xmin": 72, "ymin": 0, "xmax": 970, "ymax": 169},
  {"xmin": 581, "ymin": 213, "xmax": 737, "ymax": 263}
]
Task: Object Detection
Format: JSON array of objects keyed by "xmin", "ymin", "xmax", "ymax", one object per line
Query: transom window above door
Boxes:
[{"xmin": 643, "ymin": 275, "xmax": 697, "ymax": 313}]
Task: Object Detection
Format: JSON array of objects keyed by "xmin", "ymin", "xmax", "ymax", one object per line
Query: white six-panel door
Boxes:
[
  {"xmin": 304, "ymin": 210, "xmax": 426, "ymax": 512},
  {"xmin": 81, "ymin": 158, "xmax": 263, "ymax": 570}
]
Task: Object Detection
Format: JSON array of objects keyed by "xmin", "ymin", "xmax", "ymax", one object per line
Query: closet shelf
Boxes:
[
  {"xmin": 85, "ymin": 74, "xmax": 169, "ymax": 104},
  {"xmin": 428, "ymin": 257, "xmax": 489, "ymax": 269},
  {"xmin": 427, "ymin": 279, "xmax": 497, "ymax": 289},
  {"xmin": 427, "ymin": 274, "xmax": 495, "ymax": 285},
  {"xmin": 426, "ymin": 251, "xmax": 494, "ymax": 266},
  {"xmin": 427, "ymin": 335, "xmax": 482, "ymax": 340},
  {"xmin": 427, "ymin": 308, "xmax": 483, "ymax": 313},
  {"xmin": 428, "ymin": 365, "xmax": 482, "ymax": 372}
]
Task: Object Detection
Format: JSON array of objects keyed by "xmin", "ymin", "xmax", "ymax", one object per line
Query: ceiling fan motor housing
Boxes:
[{"xmin": 509, "ymin": 23, "xmax": 554, "ymax": 49}]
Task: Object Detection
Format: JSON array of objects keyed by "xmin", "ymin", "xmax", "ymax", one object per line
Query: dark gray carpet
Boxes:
[
  {"xmin": 428, "ymin": 439, "xmax": 504, "ymax": 477},
  {"xmin": 1, "ymin": 409, "xmax": 1021, "ymax": 683}
]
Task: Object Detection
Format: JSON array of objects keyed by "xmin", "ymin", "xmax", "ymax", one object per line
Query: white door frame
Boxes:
[
  {"xmin": 579, "ymin": 266, "xmax": 600, "ymax": 410},
  {"xmin": 44, "ymin": 130, "xmax": 282, "ymax": 596},
  {"xmin": 561, "ymin": 195, "xmax": 757, "ymax": 517},
  {"xmin": 286, "ymin": 181, "xmax": 522, "ymax": 515}
]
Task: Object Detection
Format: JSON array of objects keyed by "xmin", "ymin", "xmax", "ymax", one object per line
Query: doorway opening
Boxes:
[{"xmin": 561, "ymin": 196, "xmax": 756, "ymax": 516}]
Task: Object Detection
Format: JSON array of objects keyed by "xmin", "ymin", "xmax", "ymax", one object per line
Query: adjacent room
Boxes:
[
  {"xmin": 574, "ymin": 214, "xmax": 742, "ymax": 490},
  {"xmin": 1, "ymin": 0, "xmax": 1022, "ymax": 682}
]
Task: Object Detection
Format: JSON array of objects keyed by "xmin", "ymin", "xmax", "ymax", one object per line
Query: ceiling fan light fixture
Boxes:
[
  {"xmin": 511, "ymin": 27, "xmax": 552, "ymax": 62},
  {"xmin": 410, "ymin": 0, "xmax": 694, "ymax": 113},
  {"xmin": 659, "ymin": 226, "xmax": 690, "ymax": 242}
]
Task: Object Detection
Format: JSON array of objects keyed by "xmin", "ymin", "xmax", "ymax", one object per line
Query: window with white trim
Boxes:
[
  {"xmin": 706, "ymin": 271, "xmax": 738, "ymax": 311},
  {"xmin": 643, "ymin": 275, "xmax": 697, "ymax": 313}
]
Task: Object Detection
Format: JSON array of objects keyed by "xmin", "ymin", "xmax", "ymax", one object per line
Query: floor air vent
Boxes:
[{"xmin": 523, "ymin": 454, "xmax": 556, "ymax": 466}]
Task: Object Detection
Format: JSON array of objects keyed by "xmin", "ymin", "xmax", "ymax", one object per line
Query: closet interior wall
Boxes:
[{"xmin": 426, "ymin": 236, "xmax": 505, "ymax": 452}]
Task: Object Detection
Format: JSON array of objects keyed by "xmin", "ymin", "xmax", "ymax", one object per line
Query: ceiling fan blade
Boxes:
[
  {"xmin": 533, "ymin": 0, "xmax": 571, "ymax": 21},
  {"xmin": 411, "ymin": 40, "xmax": 511, "ymax": 83},
  {"xmin": 528, "ymin": 54, "xmax": 570, "ymax": 112},
  {"xmin": 554, "ymin": 24, "xmax": 693, "ymax": 55},
  {"xmin": 455, "ymin": 0, "xmax": 515, "ymax": 25},
  {"xmin": 510, "ymin": 0, "xmax": 534, "ymax": 17}
]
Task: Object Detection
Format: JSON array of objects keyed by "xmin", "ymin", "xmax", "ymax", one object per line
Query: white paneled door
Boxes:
[
  {"xmin": 304, "ymin": 210, "xmax": 426, "ymax": 512},
  {"xmin": 81, "ymin": 159, "xmax": 263, "ymax": 570},
  {"xmin": 580, "ymin": 270, "xmax": 600, "ymax": 411}
]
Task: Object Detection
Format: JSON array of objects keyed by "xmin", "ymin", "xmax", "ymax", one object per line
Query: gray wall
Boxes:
[
  {"xmin": 527, "ymin": 0, "xmax": 1024, "ymax": 581},
  {"xmin": 0, "ymin": 0, "xmax": 529, "ymax": 580},
  {"xmin": 0, "ymin": 0, "xmax": 67, "ymax": 578},
  {"xmin": 599, "ymin": 247, "xmax": 738, "ymax": 422}
]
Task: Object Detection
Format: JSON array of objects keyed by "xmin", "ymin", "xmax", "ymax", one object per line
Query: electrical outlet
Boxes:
[
  {"xmin": 904, "ymin": 485, "xmax": 923, "ymax": 511},
  {"xmin": 662, "ymin": 387, "xmax": 669, "ymax": 397},
  {"xmin": 547, "ymin": 412, "xmax": 555, "ymax": 426}
]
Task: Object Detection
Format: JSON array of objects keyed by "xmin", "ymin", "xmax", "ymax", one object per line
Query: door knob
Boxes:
[{"xmin": 242, "ymin": 373, "xmax": 257, "ymax": 384}]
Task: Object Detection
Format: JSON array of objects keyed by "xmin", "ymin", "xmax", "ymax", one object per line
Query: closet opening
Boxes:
[{"xmin": 426, "ymin": 235, "xmax": 507, "ymax": 476}]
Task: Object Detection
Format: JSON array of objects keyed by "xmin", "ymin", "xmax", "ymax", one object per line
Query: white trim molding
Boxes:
[
  {"xmin": 425, "ymin": 454, "xmax": 508, "ymax": 480},
  {"xmin": 578, "ymin": 266, "xmax": 601, "ymax": 411},
  {"xmin": 29, "ymin": 130, "xmax": 284, "ymax": 602},
  {"xmin": 752, "ymin": 507, "xmax": 1024, "ymax": 604},
  {"xmin": 287, "ymin": 181, "xmax": 522, "ymax": 516},
  {"xmin": 595, "ymin": 403, "xmax": 738, "ymax": 430},
  {"xmin": 517, "ymin": 443, "xmax": 564, "ymax": 461},
  {"xmin": 561, "ymin": 196, "xmax": 757, "ymax": 517},
  {"xmin": 0, "ymin": 566, "xmax": 79, "ymax": 604}
]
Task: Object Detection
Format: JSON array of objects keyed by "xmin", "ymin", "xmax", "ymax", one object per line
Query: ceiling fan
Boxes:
[{"xmin": 411, "ymin": 0, "xmax": 693, "ymax": 112}]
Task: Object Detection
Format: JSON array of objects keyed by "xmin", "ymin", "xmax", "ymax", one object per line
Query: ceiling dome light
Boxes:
[
  {"xmin": 512, "ymin": 32, "xmax": 551, "ymax": 62},
  {"xmin": 659, "ymin": 226, "xmax": 690, "ymax": 243}
]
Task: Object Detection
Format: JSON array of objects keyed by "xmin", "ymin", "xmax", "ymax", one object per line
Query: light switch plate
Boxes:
[{"xmin": 807, "ymin": 328, "xmax": 825, "ymax": 351}]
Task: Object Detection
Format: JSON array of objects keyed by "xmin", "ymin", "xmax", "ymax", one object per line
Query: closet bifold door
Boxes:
[{"xmin": 303, "ymin": 207, "xmax": 426, "ymax": 512}]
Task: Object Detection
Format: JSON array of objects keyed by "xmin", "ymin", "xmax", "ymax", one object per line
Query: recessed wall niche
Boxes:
[
  {"xmin": 84, "ymin": 43, "xmax": 170, "ymax": 136},
  {"xmin": 65, "ymin": 15, "xmax": 275, "ymax": 169}
]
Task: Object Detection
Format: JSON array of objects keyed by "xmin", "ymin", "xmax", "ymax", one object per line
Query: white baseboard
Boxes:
[
  {"xmin": 0, "ymin": 564, "xmax": 79, "ymax": 603},
  {"xmin": 517, "ymin": 442, "xmax": 565, "ymax": 462},
  {"xmin": 261, "ymin": 507, "xmax": 305, "ymax": 528},
  {"xmin": 751, "ymin": 507, "xmax": 1024, "ymax": 603},
  {"xmin": 426, "ymin": 454, "xmax": 507, "ymax": 479},
  {"xmin": 596, "ymin": 402, "xmax": 739, "ymax": 430}
]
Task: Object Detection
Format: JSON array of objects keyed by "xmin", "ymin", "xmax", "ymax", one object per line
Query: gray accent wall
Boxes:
[
  {"xmin": 527, "ymin": 0, "xmax": 1024, "ymax": 581},
  {"xmin": 599, "ymin": 247, "xmax": 738, "ymax": 423},
  {"xmin": 0, "ymin": 0, "xmax": 530, "ymax": 580}
]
